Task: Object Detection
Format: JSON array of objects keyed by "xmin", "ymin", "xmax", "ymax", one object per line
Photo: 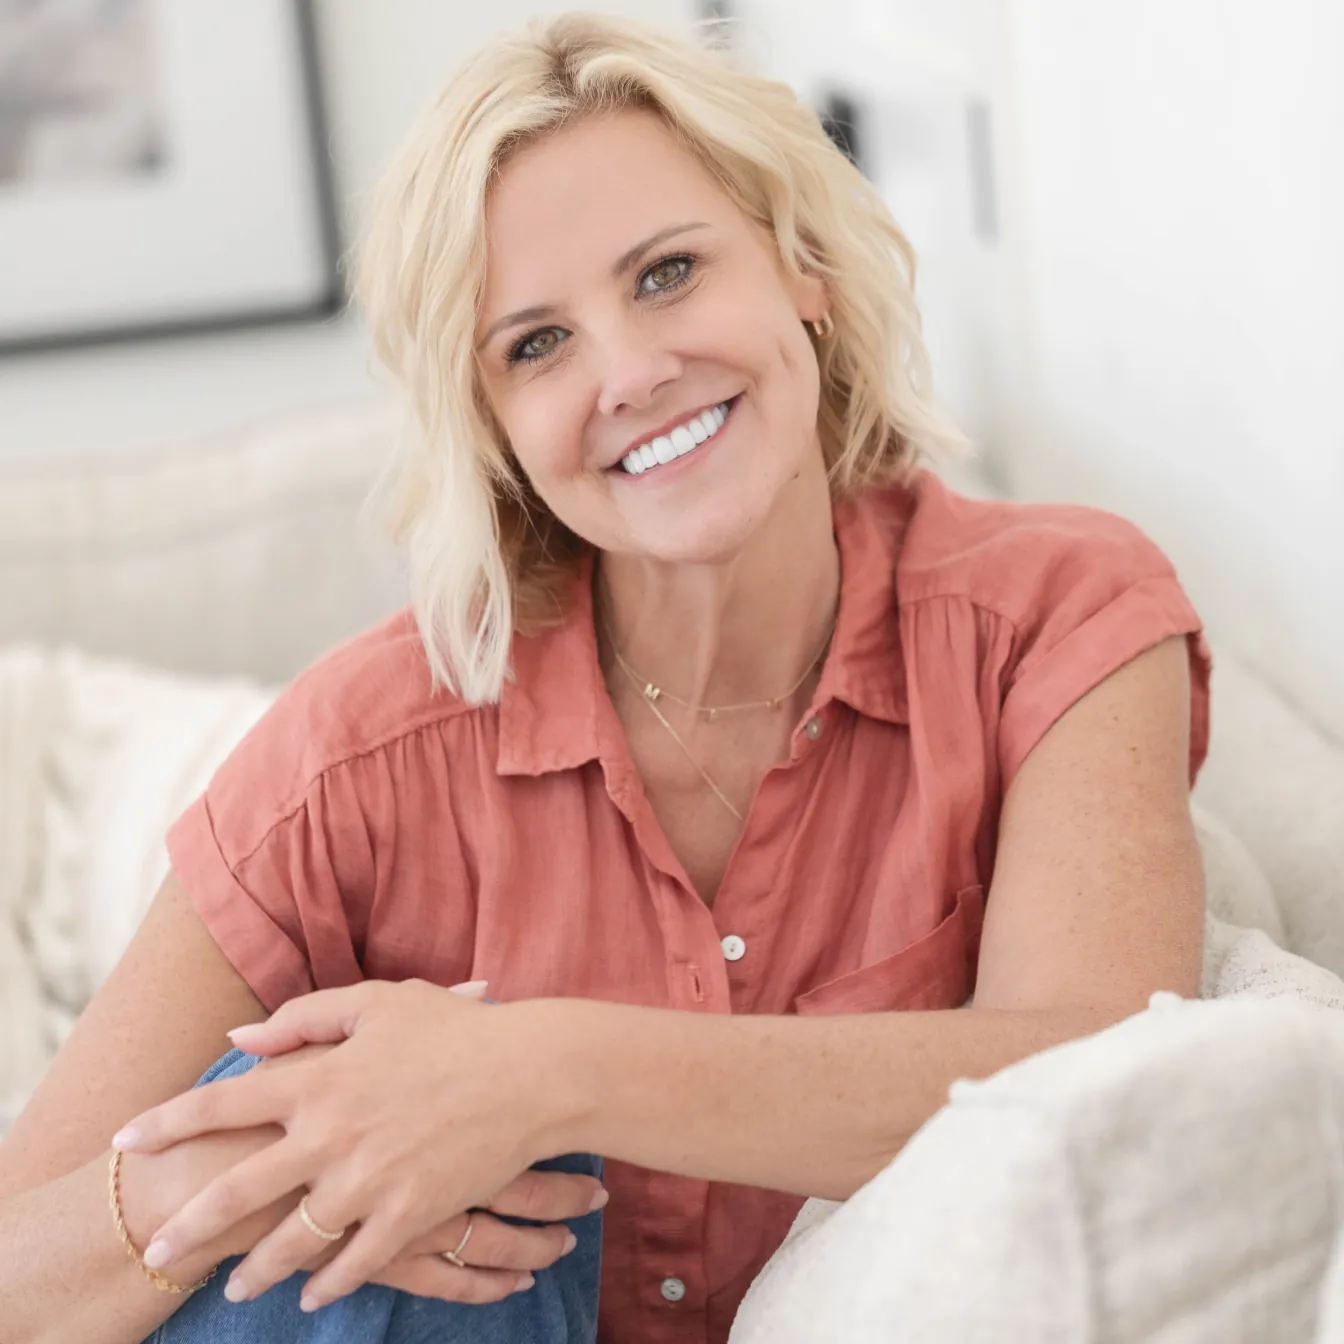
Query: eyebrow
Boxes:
[{"xmin": 477, "ymin": 220, "xmax": 711, "ymax": 348}]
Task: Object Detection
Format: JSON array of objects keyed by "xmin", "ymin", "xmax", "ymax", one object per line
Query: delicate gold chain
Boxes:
[
  {"xmin": 601, "ymin": 599, "xmax": 836, "ymax": 824},
  {"xmin": 613, "ymin": 657, "xmax": 745, "ymax": 821},
  {"xmin": 607, "ymin": 621, "xmax": 834, "ymax": 721},
  {"xmin": 108, "ymin": 1150, "xmax": 217, "ymax": 1295}
]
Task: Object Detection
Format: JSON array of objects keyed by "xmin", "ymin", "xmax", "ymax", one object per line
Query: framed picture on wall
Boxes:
[{"xmin": 0, "ymin": 0, "xmax": 341, "ymax": 352}]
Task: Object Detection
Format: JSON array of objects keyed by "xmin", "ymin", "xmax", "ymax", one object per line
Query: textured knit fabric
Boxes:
[{"xmin": 165, "ymin": 471, "xmax": 1211, "ymax": 1344}]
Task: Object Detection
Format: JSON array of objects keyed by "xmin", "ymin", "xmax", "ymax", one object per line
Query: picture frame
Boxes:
[{"xmin": 0, "ymin": 0, "xmax": 341, "ymax": 353}]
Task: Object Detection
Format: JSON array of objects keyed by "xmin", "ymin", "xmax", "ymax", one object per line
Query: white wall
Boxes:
[
  {"xmin": 0, "ymin": 0, "xmax": 689, "ymax": 464},
  {"xmin": 989, "ymin": 0, "xmax": 1344, "ymax": 740},
  {"xmin": 728, "ymin": 0, "xmax": 1011, "ymax": 449}
]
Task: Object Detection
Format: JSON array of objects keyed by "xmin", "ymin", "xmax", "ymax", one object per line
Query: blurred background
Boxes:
[{"xmin": 0, "ymin": 1, "xmax": 1341, "ymax": 1122}]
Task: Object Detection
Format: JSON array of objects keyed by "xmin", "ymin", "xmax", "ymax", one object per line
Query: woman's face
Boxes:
[{"xmin": 475, "ymin": 109, "xmax": 828, "ymax": 565}]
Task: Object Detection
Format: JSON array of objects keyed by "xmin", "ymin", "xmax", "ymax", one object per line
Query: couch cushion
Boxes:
[
  {"xmin": 0, "ymin": 400, "xmax": 406, "ymax": 685},
  {"xmin": 1194, "ymin": 651, "xmax": 1344, "ymax": 978}
]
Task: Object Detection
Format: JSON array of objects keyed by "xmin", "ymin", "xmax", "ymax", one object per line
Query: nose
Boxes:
[{"xmin": 593, "ymin": 323, "xmax": 683, "ymax": 417}]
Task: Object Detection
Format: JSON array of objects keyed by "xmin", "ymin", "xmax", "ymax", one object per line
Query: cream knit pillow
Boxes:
[
  {"xmin": 731, "ymin": 994, "xmax": 1344, "ymax": 1343},
  {"xmin": 0, "ymin": 645, "xmax": 276, "ymax": 1130}
]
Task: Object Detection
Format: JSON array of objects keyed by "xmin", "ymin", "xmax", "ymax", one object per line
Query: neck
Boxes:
[{"xmin": 595, "ymin": 451, "xmax": 840, "ymax": 713}]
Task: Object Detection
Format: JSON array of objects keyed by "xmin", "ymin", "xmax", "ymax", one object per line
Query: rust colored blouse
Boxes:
[{"xmin": 166, "ymin": 471, "xmax": 1211, "ymax": 1344}]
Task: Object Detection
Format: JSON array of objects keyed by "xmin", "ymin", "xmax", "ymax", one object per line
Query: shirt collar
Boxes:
[
  {"xmin": 817, "ymin": 485, "xmax": 911, "ymax": 726},
  {"xmin": 496, "ymin": 485, "xmax": 912, "ymax": 778},
  {"xmin": 496, "ymin": 550, "xmax": 606, "ymax": 778}
]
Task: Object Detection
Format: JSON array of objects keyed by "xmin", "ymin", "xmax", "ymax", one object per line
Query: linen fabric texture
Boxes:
[{"xmin": 165, "ymin": 471, "xmax": 1210, "ymax": 1344}]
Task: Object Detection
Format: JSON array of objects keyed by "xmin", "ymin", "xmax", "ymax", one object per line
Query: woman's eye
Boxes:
[
  {"xmin": 508, "ymin": 327, "xmax": 564, "ymax": 364},
  {"xmin": 639, "ymin": 255, "xmax": 693, "ymax": 294}
]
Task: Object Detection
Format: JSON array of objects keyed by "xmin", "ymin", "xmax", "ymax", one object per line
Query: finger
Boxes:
[
  {"xmin": 447, "ymin": 980, "xmax": 489, "ymax": 999},
  {"xmin": 222, "ymin": 1193, "xmax": 357, "ymax": 1305},
  {"xmin": 142, "ymin": 1140, "xmax": 311, "ymax": 1271},
  {"xmin": 488, "ymin": 1167, "xmax": 608, "ymax": 1223},
  {"xmin": 378, "ymin": 1253, "xmax": 533, "ymax": 1305},
  {"xmin": 407, "ymin": 1211, "xmax": 576, "ymax": 1273},
  {"xmin": 226, "ymin": 984, "xmax": 381, "ymax": 1056},
  {"xmin": 112, "ymin": 1071, "xmax": 287, "ymax": 1153},
  {"xmin": 300, "ymin": 1206, "xmax": 433, "ymax": 1312}
]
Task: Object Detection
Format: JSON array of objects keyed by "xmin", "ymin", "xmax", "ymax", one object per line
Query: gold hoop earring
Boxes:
[{"xmin": 809, "ymin": 312, "xmax": 835, "ymax": 340}]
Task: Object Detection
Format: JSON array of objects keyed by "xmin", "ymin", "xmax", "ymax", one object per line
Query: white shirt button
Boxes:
[
  {"xmin": 660, "ymin": 1276, "xmax": 687, "ymax": 1303},
  {"xmin": 804, "ymin": 716, "xmax": 822, "ymax": 740},
  {"xmin": 721, "ymin": 934, "xmax": 746, "ymax": 962}
]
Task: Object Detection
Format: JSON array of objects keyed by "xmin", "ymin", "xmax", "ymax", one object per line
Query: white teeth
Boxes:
[{"xmin": 618, "ymin": 400, "xmax": 732, "ymax": 475}]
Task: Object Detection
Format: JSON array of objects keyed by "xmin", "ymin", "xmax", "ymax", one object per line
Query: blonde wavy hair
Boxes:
[{"xmin": 356, "ymin": 10, "xmax": 966, "ymax": 705}]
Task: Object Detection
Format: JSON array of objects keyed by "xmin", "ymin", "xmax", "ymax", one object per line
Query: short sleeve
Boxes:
[
  {"xmin": 164, "ymin": 693, "xmax": 379, "ymax": 1012},
  {"xmin": 166, "ymin": 795, "xmax": 314, "ymax": 1013},
  {"xmin": 994, "ymin": 510, "xmax": 1212, "ymax": 791},
  {"xmin": 163, "ymin": 609, "xmax": 484, "ymax": 1011}
]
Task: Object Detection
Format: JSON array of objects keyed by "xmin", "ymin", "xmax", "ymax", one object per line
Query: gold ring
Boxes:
[
  {"xmin": 441, "ymin": 1213, "xmax": 475, "ymax": 1268},
  {"xmin": 298, "ymin": 1194, "xmax": 346, "ymax": 1242}
]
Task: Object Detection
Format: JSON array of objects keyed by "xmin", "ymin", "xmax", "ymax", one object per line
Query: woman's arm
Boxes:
[
  {"xmin": 0, "ymin": 1131, "xmax": 301, "ymax": 1344},
  {"xmin": 0, "ymin": 871, "xmax": 269, "ymax": 1344}
]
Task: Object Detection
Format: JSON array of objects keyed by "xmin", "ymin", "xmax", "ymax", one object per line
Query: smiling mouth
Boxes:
[{"xmin": 615, "ymin": 397, "xmax": 737, "ymax": 476}]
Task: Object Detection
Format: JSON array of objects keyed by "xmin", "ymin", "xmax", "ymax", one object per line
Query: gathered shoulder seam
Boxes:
[{"xmin": 227, "ymin": 707, "xmax": 491, "ymax": 872}]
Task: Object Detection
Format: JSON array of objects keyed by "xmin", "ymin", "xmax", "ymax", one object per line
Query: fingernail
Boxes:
[
  {"xmin": 110, "ymin": 1126, "xmax": 140, "ymax": 1151},
  {"xmin": 226, "ymin": 1025, "xmax": 260, "ymax": 1040},
  {"xmin": 448, "ymin": 980, "xmax": 489, "ymax": 996},
  {"xmin": 588, "ymin": 1188, "xmax": 610, "ymax": 1212},
  {"xmin": 561, "ymin": 1232, "xmax": 578, "ymax": 1256},
  {"xmin": 515, "ymin": 1273, "xmax": 535, "ymax": 1291},
  {"xmin": 224, "ymin": 1274, "xmax": 249, "ymax": 1303},
  {"xmin": 300, "ymin": 1292, "xmax": 320, "ymax": 1313},
  {"xmin": 142, "ymin": 1239, "xmax": 171, "ymax": 1269}
]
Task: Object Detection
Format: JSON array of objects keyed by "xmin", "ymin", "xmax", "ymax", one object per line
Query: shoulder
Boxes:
[
  {"xmin": 886, "ymin": 469, "xmax": 1181, "ymax": 629},
  {"xmin": 866, "ymin": 470, "xmax": 1209, "ymax": 786},
  {"xmin": 205, "ymin": 608, "xmax": 479, "ymax": 856}
]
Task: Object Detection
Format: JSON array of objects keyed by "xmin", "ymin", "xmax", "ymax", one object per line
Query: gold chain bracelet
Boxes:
[{"xmin": 108, "ymin": 1150, "xmax": 217, "ymax": 1295}]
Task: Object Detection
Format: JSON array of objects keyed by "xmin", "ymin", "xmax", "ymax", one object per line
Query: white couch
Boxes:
[{"xmin": 2, "ymin": 403, "xmax": 1342, "ymax": 1339}]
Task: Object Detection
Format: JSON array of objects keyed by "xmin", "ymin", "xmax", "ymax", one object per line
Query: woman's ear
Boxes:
[{"xmin": 786, "ymin": 267, "xmax": 829, "ymax": 326}]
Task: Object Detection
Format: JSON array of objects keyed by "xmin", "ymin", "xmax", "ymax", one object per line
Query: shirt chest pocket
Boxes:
[{"xmin": 793, "ymin": 883, "xmax": 985, "ymax": 1016}]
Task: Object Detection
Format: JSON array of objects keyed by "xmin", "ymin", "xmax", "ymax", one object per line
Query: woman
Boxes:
[{"xmin": 0, "ymin": 13, "xmax": 1211, "ymax": 1344}]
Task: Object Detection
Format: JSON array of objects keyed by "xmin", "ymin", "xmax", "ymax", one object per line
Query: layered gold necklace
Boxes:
[{"xmin": 603, "ymin": 608, "xmax": 836, "ymax": 823}]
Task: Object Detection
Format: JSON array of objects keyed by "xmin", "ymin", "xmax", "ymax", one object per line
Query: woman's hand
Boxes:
[
  {"xmin": 117, "ymin": 1039, "xmax": 596, "ymax": 1307},
  {"xmin": 300, "ymin": 1177, "xmax": 593, "ymax": 1307},
  {"xmin": 111, "ymin": 981, "xmax": 593, "ymax": 1311},
  {"xmin": 117, "ymin": 1126, "xmax": 295, "ymax": 1291},
  {"xmin": 119, "ymin": 1125, "xmax": 595, "ymax": 1306}
]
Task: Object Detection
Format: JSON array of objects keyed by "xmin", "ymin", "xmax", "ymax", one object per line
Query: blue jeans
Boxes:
[{"xmin": 146, "ymin": 1050, "xmax": 603, "ymax": 1343}]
